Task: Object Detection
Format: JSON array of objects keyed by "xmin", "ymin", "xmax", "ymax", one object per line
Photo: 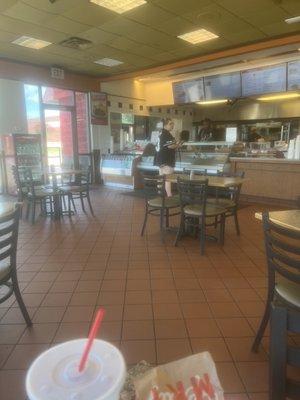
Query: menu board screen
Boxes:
[
  {"xmin": 241, "ymin": 64, "xmax": 286, "ymax": 96},
  {"xmin": 204, "ymin": 72, "xmax": 241, "ymax": 100},
  {"xmin": 173, "ymin": 78, "xmax": 205, "ymax": 103},
  {"xmin": 287, "ymin": 60, "xmax": 300, "ymax": 91}
]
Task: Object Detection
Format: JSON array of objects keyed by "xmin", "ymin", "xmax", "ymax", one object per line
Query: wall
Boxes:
[
  {"xmin": 144, "ymin": 80, "xmax": 174, "ymax": 106},
  {"xmin": 0, "ymin": 59, "xmax": 100, "ymax": 92},
  {"xmin": 0, "ymin": 79, "xmax": 27, "ymax": 134}
]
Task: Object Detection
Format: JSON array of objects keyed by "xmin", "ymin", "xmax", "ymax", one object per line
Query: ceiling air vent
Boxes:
[{"xmin": 59, "ymin": 37, "xmax": 93, "ymax": 50}]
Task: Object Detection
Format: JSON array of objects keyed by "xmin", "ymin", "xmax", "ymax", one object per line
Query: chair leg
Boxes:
[
  {"xmin": 13, "ymin": 279, "xmax": 32, "ymax": 326},
  {"xmin": 80, "ymin": 193, "xmax": 85, "ymax": 212},
  {"xmin": 68, "ymin": 194, "xmax": 72, "ymax": 217},
  {"xmin": 86, "ymin": 192, "xmax": 94, "ymax": 215},
  {"xmin": 200, "ymin": 218, "xmax": 205, "ymax": 255},
  {"xmin": 160, "ymin": 208, "xmax": 164, "ymax": 243},
  {"xmin": 234, "ymin": 209, "xmax": 240, "ymax": 235},
  {"xmin": 141, "ymin": 207, "xmax": 148, "ymax": 236},
  {"xmin": 251, "ymin": 298, "xmax": 272, "ymax": 352},
  {"xmin": 62, "ymin": 195, "xmax": 66, "ymax": 211},
  {"xmin": 165, "ymin": 208, "xmax": 169, "ymax": 228},
  {"xmin": 31, "ymin": 201, "xmax": 36, "ymax": 224},
  {"xmin": 220, "ymin": 214, "xmax": 225, "ymax": 245},
  {"xmin": 26, "ymin": 201, "xmax": 31, "ymax": 220},
  {"xmin": 174, "ymin": 215, "xmax": 185, "ymax": 246},
  {"xmin": 71, "ymin": 196, "xmax": 77, "ymax": 213}
]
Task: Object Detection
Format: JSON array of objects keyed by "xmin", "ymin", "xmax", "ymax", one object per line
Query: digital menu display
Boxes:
[
  {"xmin": 241, "ymin": 64, "xmax": 286, "ymax": 97},
  {"xmin": 173, "ymin": 78, "xmax": 205, "ymax": 104},
  {"xmin": 287, "ymin": 60, "xmax": 300, "ymax": 91},
  {"xmin": 204, "ymin": 72, "xmax": 241, "ymax": 100}
]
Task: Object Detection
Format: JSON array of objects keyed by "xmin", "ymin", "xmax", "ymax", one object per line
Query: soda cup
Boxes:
[{"xmin": 26, "ymin": 339, "xmax": 126, "ymax": 400}]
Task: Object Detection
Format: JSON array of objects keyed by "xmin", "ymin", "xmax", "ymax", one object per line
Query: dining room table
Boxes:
[
  {"xmin": 166, "ymin": 174, "xmax": 245, "ymax": 188},
  {"xmin": 43, "ymin": 168, "xmax": 83, "ymax": 219},
  {"xmin": 255, "ymin": 209, "xmax": 300, "ymax": 232},
  {"xmin": 0, "ymin": 202, "xmax": 18, "ymax": 219}
]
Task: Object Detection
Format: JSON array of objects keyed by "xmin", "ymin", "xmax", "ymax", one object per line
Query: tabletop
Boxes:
[
  {"xmin": 167, "ymin": 174, "xmax": 245, "ymax": 188},
  {"xmin": 255, "ymin": 210, "xmax": 300, "ymax": 232},
  {"xmin": 0, "ymin": 202, "xmax": 17, "ymax": 219},
  {"xmin": 45, "ymin": 169, "xmax": 82, "ymax": 176}
]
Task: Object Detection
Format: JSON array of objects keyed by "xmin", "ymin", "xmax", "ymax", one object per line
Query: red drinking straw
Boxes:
[{"xmin": 78, "ymin": 308, "xmax": 105, "ymax": 373}]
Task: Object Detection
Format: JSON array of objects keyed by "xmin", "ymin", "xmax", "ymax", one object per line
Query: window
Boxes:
[
  {"xmin": 24, "ymin": 84, "xmax": 41, "ymax": 133},
  {"xmin": 41, "ymin": 86, "xmax": 74, "ymax": 106}
]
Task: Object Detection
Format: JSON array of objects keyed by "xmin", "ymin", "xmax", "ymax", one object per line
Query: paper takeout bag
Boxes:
[{"xmin": 134, "ymin": 352, "xmax": 224, "ymax": 400}]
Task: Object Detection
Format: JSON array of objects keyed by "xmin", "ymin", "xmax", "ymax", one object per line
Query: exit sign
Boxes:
[{"xmin": 51, "ymin": 67, "xmax": 65, "ymax": 80}]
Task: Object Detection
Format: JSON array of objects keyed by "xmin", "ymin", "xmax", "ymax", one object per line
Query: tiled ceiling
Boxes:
[{"xmin": 0, "ymin": 0, "xmax": 299, "ymax": 77}]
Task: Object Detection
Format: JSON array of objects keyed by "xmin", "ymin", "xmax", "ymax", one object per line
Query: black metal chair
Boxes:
[
  {"xmin": 141, "ymin": 175, "xmax": 180, "ymax": 241},
  {"xmin": 252, "ymin": 212, "xmax": 300, "ymax": 352},
  {"xmin": 0, "ymin": 204, "xmax": 31, "ymax": 326},
  {"xmin": 23, "ymin": 168, "xmax": 56, "ymax": 224},
  {"xmin": 175, "ymin": 177, "xmax": 227, "ymax": 255},
  {"xmin": 269, "ymin": 303, "xmax": 300, "ymax": 400},
  {"xmin": 207, "ymin": 171, "xmax": 245, "ymax": 235},
  {"xmin": 60, "ymin": 167, "xmax": 94, "ymax": 215}
]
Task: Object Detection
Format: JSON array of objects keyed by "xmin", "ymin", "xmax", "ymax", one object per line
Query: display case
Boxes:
[
  {"xmin": 137, "ymin": 141, "xmax": 232, "ymax": 175},
  {"xmin": 100, "ymin": 154, "xmax": 141, "ymax": 189}
]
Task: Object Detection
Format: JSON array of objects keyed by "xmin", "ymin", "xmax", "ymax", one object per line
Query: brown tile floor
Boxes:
[{"xmin": 0, "ymin": 188, "xmax": 286, "ymax": 399}]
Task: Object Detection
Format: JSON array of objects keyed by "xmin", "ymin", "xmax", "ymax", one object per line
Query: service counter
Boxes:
[{"xmin": 230, "ymin": 157, "xmax": 300, "ymax": 207}]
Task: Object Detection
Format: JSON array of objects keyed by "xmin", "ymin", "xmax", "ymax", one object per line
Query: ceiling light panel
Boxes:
[
  {"xmin": 94, "ymin": 58, "xmax": 123, "ymax": 66},
  {"xmin": 90, "ymin": 0, "xmax": 147, "ymax": 14},
  {"xmin": 12, "ymin": 36, "xmax": 52, "ymax": 49},
  {"xmin": 178, "ymin": 29, "xmax": 219, "ymax": 44},
  {"xmin": 285, "ymin": 16, "xmax": 300, "ymax": 24}
]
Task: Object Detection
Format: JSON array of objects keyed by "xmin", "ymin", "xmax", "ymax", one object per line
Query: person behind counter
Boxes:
[
  {"xmin": 155, "ymin": 118, "xmax": 182, "ymax": 197},
  {"xmin": 196, "ymin": 118, "xmax": 214, "ymax": 141}
]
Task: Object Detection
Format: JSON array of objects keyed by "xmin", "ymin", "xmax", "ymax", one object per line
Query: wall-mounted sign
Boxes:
[
  {"xmin": 173, "ymin": 78, "xmax": 205, "ymax": 104},
  {"xmin": 241, "ymin": 64, "xmax": 286, "ymax": 97},
  {"xmin": 287, "ymin": 60, "xmax": 300, "ymax": 91},
  {"xmin": 204, "ymin": 72, "xmax": 241, "ymax": 100},
  {"xmin": 89, "ymin": 92, "xmax": 108, "ymax": 125},
  {"xmin": 50, "ymin": 67, "xmax": 65, "ymax": 80}
]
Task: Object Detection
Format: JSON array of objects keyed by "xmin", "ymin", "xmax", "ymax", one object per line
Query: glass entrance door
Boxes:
[{"xmin": 44, "ymin": 108, "xmax": 74, "ymax": 169}]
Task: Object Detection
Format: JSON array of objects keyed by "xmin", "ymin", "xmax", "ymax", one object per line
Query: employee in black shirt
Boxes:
[
  {"xmin": 196, "ymin": 118, "xmax": 214, "ymax": 141},
  {"xmin": 155, "ymin": 118, "xmax": 182, "ymax": 196}
]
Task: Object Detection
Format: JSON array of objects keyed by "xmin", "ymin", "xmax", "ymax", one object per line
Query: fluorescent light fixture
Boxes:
[
  {"xmin": 257, "ymin": 93, "xmax": 300, "ymax": 101},
  {"xmin": 12, "ymin": 36, "xmax": 51, "ymax": 49},
  {"xmin": 178, "ymin": 29, "xmax": 219, "ymax": 44},
  {"xmin": 90, "ymin": 0, "xmax": 146, "ymax": 14},
  {"xmin": 197, "ymin": 99, "xmax": 228, "ymax": 105},
  {"xmin": 94, "ymin": 58, "xmax": 123, "ymax": 66},
  {"xmin": 285, "ymin": 15, "xmax": 300, "ymax": 24}
]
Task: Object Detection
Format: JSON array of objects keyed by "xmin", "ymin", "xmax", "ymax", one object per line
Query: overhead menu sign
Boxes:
[
  {"xmin": 173, "ymin": 78, "xmax": 205, "ymax": 104},
  {"xmin": 204, "ymin": 72, "xmax": 241, "ymax": 100},
  {"xmin": 287, "ymin": 60, "xmax": 300, "ymax": 91},
  {"xmin": 241, "ymin": 64, "xmax": 286, "ymax": 97}
]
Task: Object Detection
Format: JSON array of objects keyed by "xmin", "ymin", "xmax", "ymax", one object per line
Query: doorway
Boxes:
[{"xmin": 43, "ymin": 108, "xmax": 76, "ymax": 169}]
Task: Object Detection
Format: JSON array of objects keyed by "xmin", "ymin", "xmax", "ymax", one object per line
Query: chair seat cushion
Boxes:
[
  {"xmin": 0, "ymin": 259, "xmax": 11, "ymax": 281},
  {"xmin": 184, "ymin": 204, "xmax": 227, "ymax": 217},
  {"xmin": 148, "ymin": 195, "xmax": 180, "ymax": 209},
  {"xmin": 275, "ymin": 280, "xmax": 300, "ymax": 308},
  {"xmin": 207, "ymin": 198, "xmax": 236, "ymax": 208}
]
